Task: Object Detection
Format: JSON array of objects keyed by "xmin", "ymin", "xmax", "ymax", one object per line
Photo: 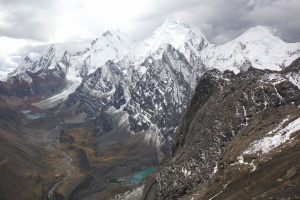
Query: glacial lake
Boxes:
[
  {"xmin": 25, "ymin": 113, "xmax": 44, "ymax": 119},
  {"xmin": 130, "ymin": 167, "xmax": 157, "ymax": 185}
]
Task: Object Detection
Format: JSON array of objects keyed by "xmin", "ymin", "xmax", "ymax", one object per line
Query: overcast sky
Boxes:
[{"xmin": 0, "ymin": 0, "xmax": 300, "ymax": 75}]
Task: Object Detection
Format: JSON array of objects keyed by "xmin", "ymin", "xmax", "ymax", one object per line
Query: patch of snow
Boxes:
[
  {"xmin": 286, "ymin": 72, "xmax": 300, "ymax": 90},
  {"xmin": 237, "ymin": 155, "xmax": 245, "ymax": 164},
  {"xmin": 113, "ymin": 185, "xmax": 144, "ymax": 200},
  {"xmin": 244, "ymin": 116, "xmax": 300, "ymax": 155},
  {"xmin": 232, "ymin": 155, "xmax": 257, "ymax": 171},
  {"xmin": 267, "ymin": 116, "xmax": 290, "ymax": 135},
  {"xmin": 242, "ymin": 106, "xmax": 249, "ymax": 126},
  {"xmin": 209, "ymin": 190, "xmax": 223, "ymax": 200},
  {"xmin": 181, "ymin": 167, "xmax": 191, "ymax": 177},
  {"xmin": 33, "ymin": 81, "xmax": 80, "ymax": 109},
  {"xmin": 212, "ymin": 162, "xmax": 218, "ymax": 175},
  {"xmin": 139, "ymin": 66, "xmax": 147, "ymax": 75},
  {"xmin": 250, "ymin": 160, "xmax": 257, "ymax": 172}
]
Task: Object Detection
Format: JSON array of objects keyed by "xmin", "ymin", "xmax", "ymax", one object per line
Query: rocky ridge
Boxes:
[{"xmin": 141, "ymin": 57, "xmax": 300, "ymax": 199}]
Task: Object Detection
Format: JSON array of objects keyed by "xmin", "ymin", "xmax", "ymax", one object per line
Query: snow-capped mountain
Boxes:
[
  {"xmin": 3, "ymin": 20, "xmax": 300, "ymax": 155},
  {"xmin": 64, "ymin": 44, "xmax": 198, "ymax": 157},
  {"xmin": 201, "ymin": 26, "xmax": 300, "ymax": 73},
  {"xmin": 69, "ymin": 29, "xmax": 134, "ymax": 78},
  {"xmin": 4, "ymin": 30, "xmax": 134, "ymax": 105},
  {"xmin": 9, "ymin": 29, "xmax": 134, "ymax": 80},
  {"xmin": 124, "ymin": 19, "xmax": 208, "ymax": 68}
]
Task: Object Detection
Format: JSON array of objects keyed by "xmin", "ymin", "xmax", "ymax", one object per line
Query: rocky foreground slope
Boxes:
[{"xmin": 142, "ymin": 58, "xmax": 300, "ymax": 199}]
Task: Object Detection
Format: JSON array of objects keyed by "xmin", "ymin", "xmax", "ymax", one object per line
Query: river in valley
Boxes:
[{"xmin": 46, "ymin": 146, "xmax": 75, "ymax": 200}]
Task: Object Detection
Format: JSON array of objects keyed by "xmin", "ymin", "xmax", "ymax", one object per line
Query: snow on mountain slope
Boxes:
[
  {"xmin": 3, "ymin": 20, "xmax": 300, "ymax": 114},
  {"xmin": 49, "ymin": 30, "xmax": 134, "ymax": 108},
  {"xmin": 8, "ymin": 30, "xmax": 134, "ymax": 109},
  {"xmin": 8, "ymin": 30, "xmax": 134, "ymax": 82},
  {"xmin": 70, "ymin": 29, "xmax": 134, "ymax": 78},
  {"xmin": 32, "ymin": 81, "xmax": 81, "ymax": 109},
  {"xmin": 120, "ymin": 22, "xmax": 300, "ymax": 78},
  {"xmin": 6, "ymin": 21, "xmax": 300, "ymax": 84},
  {"xmin": 9, "ymin": 45, "xmax": 67, "ymax": 76},
  {"xmin": 201, "ymin": 26, "xmax": 300, "ymax": 73}
]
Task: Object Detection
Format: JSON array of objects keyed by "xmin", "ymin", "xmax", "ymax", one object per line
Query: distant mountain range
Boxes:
[
  {"xmin": 6, "ymin": 20, "xmax": 300, "ymax": 155},
  {"xmin": 2, "ymin": 20, "xmax": 300, "ymax": 157}
]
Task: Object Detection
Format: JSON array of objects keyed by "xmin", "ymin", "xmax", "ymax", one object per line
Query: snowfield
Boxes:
[{"xmin": 244, "ymin": 116, "xmax": 300, "ymax": 155}]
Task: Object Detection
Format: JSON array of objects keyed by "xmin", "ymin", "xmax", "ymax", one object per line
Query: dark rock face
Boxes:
[
  {"xmin": 142, "ymin": 58, "xmax": 300, "ymax": 199},
  {"xmin": 113, "ymin": 84, "xmax": 126, "ymax": 109},
  {"xmin": 95, "ymin": 111, "xmax": 114, "ymax": 135},
  {"xmin": 66, "ymin": 60, "xmax": 126, "ymax": 116},
  {"xmin": 0, "ymin": 82, "xmax": 10, "ymax": 96}
]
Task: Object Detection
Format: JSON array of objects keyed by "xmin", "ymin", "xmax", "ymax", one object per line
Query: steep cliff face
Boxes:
[{"xmin": 142, "ymin": 58, "xmax": 300, "ymax": 199}]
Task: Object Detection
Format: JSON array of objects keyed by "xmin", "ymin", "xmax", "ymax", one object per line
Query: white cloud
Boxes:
[{"xmin": 0, "ymin": 37, "xmax": 32, "ymax": 74}]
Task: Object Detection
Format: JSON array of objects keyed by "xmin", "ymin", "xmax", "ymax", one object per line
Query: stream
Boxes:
[
  {"xmin": 23, "ymin": 126, "xmax": 75, "ymax": 200},
  {"xmin": 46, "ymin": 146, "xmax": 75, "ymax": 200}
]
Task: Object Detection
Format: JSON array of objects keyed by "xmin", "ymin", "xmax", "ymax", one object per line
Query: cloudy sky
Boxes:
[{"xmin": 0, "ymin": 0, "xmax": 299, "ymax": 75}]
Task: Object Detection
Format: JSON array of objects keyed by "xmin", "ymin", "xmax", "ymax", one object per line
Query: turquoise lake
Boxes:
[
  {"xmin": 130, "ymin": 167, "xmax": 157, "ymax": 185},
  {"xmin": 25, "ymin": 113, "xmax": 43, "ymax": 119}
]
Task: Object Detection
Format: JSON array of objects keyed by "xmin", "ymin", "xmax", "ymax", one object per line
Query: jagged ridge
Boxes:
[{"xmin": 141, "ymin": 58, "xmax": 300, "ymax": 200}]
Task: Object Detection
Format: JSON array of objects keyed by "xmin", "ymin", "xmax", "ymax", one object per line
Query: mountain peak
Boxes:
[
  {"xmin": 102, "ymin": 30, "xmax": 113, "ymax": 37},
  {"xmin": 130, "ymin": 20, "xmax": 208, "ymax": 63},
  {"xmin": 161, "ymin": 19, "xmax": 178, "ymax": 26},
  {"xmin": 153, "ymin": 19, "xmax": 208, "ymax": 45},
  {"xmin": 248, "ymin": 25, "xmax": 274, "ymax": 33},
  {"xmin": 236, "ymin": 25, "xmax": 280, "ymax": 42},
  {"xmin": 24, "ymin": 56, "xmax": 32, "ymax": 62}
]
